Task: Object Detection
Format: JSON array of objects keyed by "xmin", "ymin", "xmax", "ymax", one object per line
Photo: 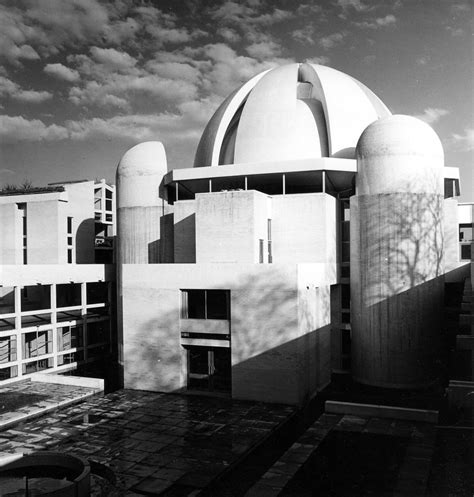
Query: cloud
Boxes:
[
  {"xmin": 90, "ymin": 47, "xmax": 138, "ymax": 72},
  {"xmin": 245, "ymin": 40, "xmax": 282, "ymax": 59},
  {"xmin": 0, "ymin": 115, "xmax": 68, "ymax": 142},
  {"xmin": 186, "ymin": 43, "xmax": 292, "ymax": 97},
  {"xmin": 217, "ymin": 27, "xmax": 241, "ymax": 43},
  {"xmin": 305, "ymin": 56, "xmax": 330, "ymax": 65},
  {"xmin": 296, "ymin": 4, "xmax": 323, "ymax": 15},
  {"xmin": 0, "ymin": 1, "xmax": 208, "ymax": 66},
  {"xmin": 413, "ymin": 107, "xmax": 449, "ymax": 124},
  {"xmin": 445, "ymin": 26, "xmax": 464, "ymax": 37},
  {"xmin": 355, "ymin": 15, "xmax": 397, "ymax": 29},
  {"xmin": 319, "ymin": 32, "xmax": 346, "ymax": 49},
  {"xmin": 211, "ymin": 1, "xmax": 292, "ymax": 25},
  {"xmin": 452, "ymin": 128, "xmax": 474, "ymax": 150},
  {"xmin": 336, "ymin": 0, "xmax": 370, "ymax": 12},
  {"xmin": 0, "ymin": 75, "xmax": 52, "ymax": 103},
  {"xmin": 292, "ymin": 25, "xmax": 315, "ymax": 45},
  {"xmin": 68, "ymin": 73, "xmax": 198, "ymax": 109},
  {"xmin": 416, "ymin": 56, "xmax": 430, "ymax": 66},
  {"xmin": 14, "ymin": 90, "xmax": 52, "ymax": 103},
  {"xmin": 44, "ymin": 63, "xmax": 80, "ymax": 82}
]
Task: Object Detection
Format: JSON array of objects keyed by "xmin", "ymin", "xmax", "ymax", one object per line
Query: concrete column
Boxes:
[{"xmin": 351, "ymin": 115, "xmax": 445, "ymax": 389}]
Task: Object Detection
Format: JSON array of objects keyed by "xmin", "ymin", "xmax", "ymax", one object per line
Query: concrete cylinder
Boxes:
[
  {"xmin": 116, "ymin": 141, "xmax": 167, "ymax": 264},
  {"xmin": 351, "ymin": 115, "xmax": 445, "ymax": 389}
]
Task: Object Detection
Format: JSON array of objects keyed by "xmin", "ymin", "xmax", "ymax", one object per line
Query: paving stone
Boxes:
[{"xmin": 131, "ymin": 476, "xmax": 173, "ymax": 495}]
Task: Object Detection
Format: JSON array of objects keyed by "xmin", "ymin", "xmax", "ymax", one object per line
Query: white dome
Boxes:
[
  {"xmin": 194, "ymin": 63, "xmax": 391, "ymax": 167},
  {"xmin": 116, "ymin": 141, "xmax": 167, "ymax": 207},
  {"xmin": 356, "ymin": 115, "xmax": 444, "ymax": 195}
]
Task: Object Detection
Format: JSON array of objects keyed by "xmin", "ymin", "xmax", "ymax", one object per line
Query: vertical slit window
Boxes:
[
  {"xmin": 18, "ymin": 203, "xmax": 27, "ymax": 264},
  {"xmin": 259, "ymin": 239, "xmax": 264, "ymax": 263},
  {"xmin": 267, "ymin": 219, "xmax": 272, "ymax": 263},
  {"xmin": 67, "ymin": 216, "xmax": 73, "ymax": 263}
]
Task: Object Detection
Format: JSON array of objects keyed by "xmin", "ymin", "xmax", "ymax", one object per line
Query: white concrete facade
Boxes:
[{"xmin": 0, "ymin": 264, "xmax": 114, "ymax": 384}]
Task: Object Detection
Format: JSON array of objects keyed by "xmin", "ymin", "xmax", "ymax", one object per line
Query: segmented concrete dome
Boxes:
[
  {"xmin": 194, "ymin": 63, "xmax": 391, "ymax": 167},
  {"xmin": 356, "ymin": 115, "xmax": 444, "ymax": 196},
  {"xmin": 116, "ymin": 141, "xmax": 167, "ymax": 207}
]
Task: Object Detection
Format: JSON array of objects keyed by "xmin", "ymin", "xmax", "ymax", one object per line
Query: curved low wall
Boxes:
[{"xmin": 0, "ymin": 452, "xmax": 90, "ymax": 496}]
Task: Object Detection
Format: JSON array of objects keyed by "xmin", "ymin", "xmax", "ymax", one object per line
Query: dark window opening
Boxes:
[
  {"xmin": 182, "ymin": 290, "xmax": 229, "ymax": 320},
  {"xmin": 461, "ymin": 244, "xmax": 471, "ymax": 261},
  {"xmin": 341, "ymin": 284, "xmax": 350, "ymax": 309},
  {"xmin": 87, "ymin": 282, "xmax": 108, "ymax": 304},
  {"xmin": 187, "ymin": 346, "xmax": 231, "ymax": 393},
  {"xmin": 0, "ymin": 365, "xmax": 18, "ymax": 380},
  {"xmin": 56, "ymin": 283, "xmax": 82, "ymax": 308},
  {"xmin": 21, "ymin": 285, "xmax": 51, "ymax": 311},
  {"xmin": 87, "ymin": 321, "xmax": 109, "ymax": 345},
  {"xmin": 259, "ymin": 239, "xmax": 264, "ymax": 263}
]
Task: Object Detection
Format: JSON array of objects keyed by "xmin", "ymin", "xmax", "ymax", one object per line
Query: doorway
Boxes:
[{"xmin": 187, "ymin": 347, "xmax": 231, "ymax": 394}]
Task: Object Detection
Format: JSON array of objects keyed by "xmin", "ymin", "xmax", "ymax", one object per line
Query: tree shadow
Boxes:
[
  {"xmin": 351, "ymin": 172, "xmax": 447, "ymax": 388},
  {"xmin": 122, "ymin": 266, "xmax": 333, "ymax": 405}
]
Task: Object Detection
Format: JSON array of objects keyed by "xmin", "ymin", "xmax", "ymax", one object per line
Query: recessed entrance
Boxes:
[{"xmin": 187, "ymin": 347, "xmax": 231, "ymax": 394}]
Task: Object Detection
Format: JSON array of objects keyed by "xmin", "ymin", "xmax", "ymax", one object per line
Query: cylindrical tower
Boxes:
[
  {"xmin": 351, "ymin": 115, "xmax": 445, "ymax": 389},
  {"xmin": 116, "ymin": 141, "xmax": 168, "ymax": 264}
]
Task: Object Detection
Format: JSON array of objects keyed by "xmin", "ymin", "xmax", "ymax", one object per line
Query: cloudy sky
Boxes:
[{"xmin": 0, "ymin": 0, "xmax": 472, "ymax": 200}]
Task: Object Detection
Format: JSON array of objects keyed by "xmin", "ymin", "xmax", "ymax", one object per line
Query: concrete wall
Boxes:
[
  {"xmin": 195, "ymin": 190, "xmax": 270, "ymax": 263},
  {"xmin": 117, "ymin": 206, "xmax": 162, "ymax": 264},
  {"xmin": 27, "ymin": 200, "xmax": 61, "ymax": 264},
  {"xmin": 350, "ymin": 193, "xmax": 445, "ymax": 388},
  {"xmin": 174, "ymin": 200, "xmax": 196, "ymax": 263},
  {"xmin": 0, "ymin": 183, "xmax": 97, "ymax": 265},
  {"xmin": 121, "ymin": 262, "xmax": 335, "ymax": 404},
  {"xmin": 64, "ymin": 182, "xmax": 95, "ymax": 264},
  {"xmin": 444, "ymin": 198, "xmax": 460, "ymax": 273},
  {"xmin": 272, "ymin": 193, "xmax": 337, "ymax": 263},
  {"xmin": 0, "ymin": 204, "xmax": 21, "ymax": 264}
]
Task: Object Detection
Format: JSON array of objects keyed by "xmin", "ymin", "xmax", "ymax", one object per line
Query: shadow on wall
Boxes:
[
  {"xmin": 351, "ymin": 174, "xmax": 446, "ymax": 387},
  {"xmin": 147, "ymin": 213, "xmax": 174, "ymax": 263},
  {"xmin": 124, "ymin": 268, "xmax": 332, "ymax": 405},
  {"xmin": 75, "ymin": 218, "xmax": 96, "ymax": 263}
]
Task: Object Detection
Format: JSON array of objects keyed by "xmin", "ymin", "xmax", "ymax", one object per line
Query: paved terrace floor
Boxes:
[
  {"xmin": 0, "ymin": 388, "xmax": 294, "ymax": 495},
  {"xmin": 0, "ymin": 379, "xmax": 100, "ymax": 431}
]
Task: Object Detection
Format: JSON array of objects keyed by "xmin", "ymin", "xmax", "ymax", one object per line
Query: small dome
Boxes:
[
  {"xmin": 116, "ymin": 141, "xmax": 167, "ymax": 208},
  {"xmin": 117, "ymin": 141, "xmax": 167, "ymax": 178},
  {"xmin": 194, "ymin": 63, "xmax": 391, "ymax": 167},
  {"xmin": 356, "ymin": 115, "xmax": 444, "ymax": 195}
]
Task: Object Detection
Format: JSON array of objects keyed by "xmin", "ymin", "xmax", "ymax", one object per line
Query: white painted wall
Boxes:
[
  {"xmin": 272, "ymin": 193, "xmax": 337, "ymax": 264},
  {"xmin": 121, "ymin": 262, "xmax": 335, "ymax": 404}
]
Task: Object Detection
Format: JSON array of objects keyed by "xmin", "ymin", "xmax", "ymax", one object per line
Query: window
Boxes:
[
  {"xmin": 259, "ymin": 239, "xmax": 264, "ymax": 263},
  {"xmin": 23, "ymin": 330, "xmax": 52, "ymax": 359},
  {"xmin": 87, "ymin": 321, "xmax": 109, "ymax": 345},
  {"xmin": 267, "ymin": 219, "xmax": 273, "ymax": 263},
  {"xmin": 58, "ymin": 325, "xmax": 83, "ymax": 351},
  {"xmin": 21, "ymin": 285, "xmax": 51, "ymax": 312},
  {"xmin": 182, "ymin": 290, "xmax": 230, "ymax": 320},
  {"xmin": 18, "ymin": 203, "xmax": 27, "ymax": 264},
  {"xmin": 0, "ymin": 337, "xmax": 17, "ymax": 364},
  {"xmin": 67, "ymin": 216, "xmax": 73, "ymax": 263},
  {"xmin": 22, "ymin": 358, "xmax": 53, "ymax": 375},
  {"xmin": 86, "ymin": 282, "xmax": 108, "ymax": 304},
  {"xmin": 0, "ymin": 365, "xmax": 18, "ymax": 380},
  {"xmin": 56, "ymin": 283, "xmax": 82, "ymax": 308},
  {"xmin": 461, "ymin": 244, "xmax": 471, "ymax": 261}
]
